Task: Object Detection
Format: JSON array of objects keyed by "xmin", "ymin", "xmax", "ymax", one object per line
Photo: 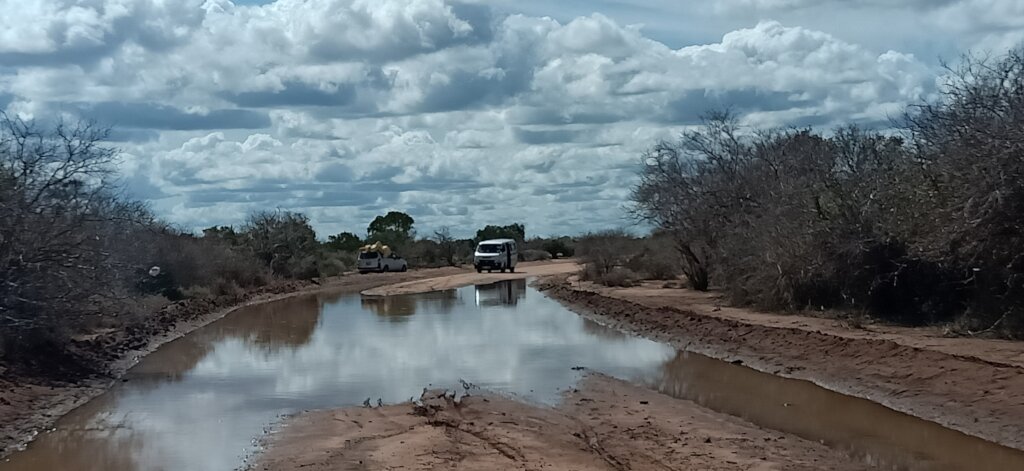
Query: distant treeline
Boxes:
[{"xmin": 630, "ymin": 48, "xmax": 1024, "ymax": 335}]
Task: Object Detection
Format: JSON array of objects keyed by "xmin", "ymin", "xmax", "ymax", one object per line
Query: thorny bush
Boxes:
[{"xmin": 631, "ymin": 48, "xmax": 1024, "ymax": 335}]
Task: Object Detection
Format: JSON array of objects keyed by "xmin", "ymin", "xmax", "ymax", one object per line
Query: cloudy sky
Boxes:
[{"xmin": 2, "ymin": 0, "xmax": 1022, "ymax": 238}]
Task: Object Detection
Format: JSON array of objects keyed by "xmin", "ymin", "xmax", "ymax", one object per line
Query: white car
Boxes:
[{"xmin": 358, "ymin": 252, "xmax": 408, "ymax": 274}]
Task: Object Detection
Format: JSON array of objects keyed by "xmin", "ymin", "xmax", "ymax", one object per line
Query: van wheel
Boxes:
[
  {"xmin": 510, "ymin": 267, "xmax": 515, "ymax": 273},
  {"xmin": 400, "ymin": 265, "xmax": 408, "ymax": 272},
  {"xmin": 476, "ymin": 268, "xmax": 482, "ymax": 273},
  {"xmin": 500, "ymin": 268, "xmax": 506, "ymax": 273},
  {"xmin": 382, "ymin": 265, "xmax": 390, "ymax": 273}
]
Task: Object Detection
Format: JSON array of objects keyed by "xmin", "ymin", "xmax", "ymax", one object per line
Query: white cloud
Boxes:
[{"xmin": 2, "ymin": 0, "xmax": 1018, "ymax": 236}]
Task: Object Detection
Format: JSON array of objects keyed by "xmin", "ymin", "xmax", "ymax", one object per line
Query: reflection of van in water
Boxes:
[
  {"xmin": 473, "ymin": 239, "xmax": 518, "ymax": 273},
  {"xmin": 475, "ymin": 279, "xmax": 527, "ymax": 307}
]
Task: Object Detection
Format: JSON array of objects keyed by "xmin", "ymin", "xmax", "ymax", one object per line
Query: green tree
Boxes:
[
  {"xmin": 475, "ymin": 223, "xmax": 525, "ymax": 243},
  {"xmin": 366, "ymin": 211, "xmax": 415, "ymax": 251},
  {"xmin": 326, "ymin": 231, "xmax": 363, "ymax": 252}
]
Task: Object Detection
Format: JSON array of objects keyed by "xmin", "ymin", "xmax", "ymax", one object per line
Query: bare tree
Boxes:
[
  {"xmin": 630, "ymin": 109, "xmax": 950, "ymax": 318},
  {"xmin": 902, "ymin": 47, "xmax": 1024, "ymax": 332},
  {"xmin": 0, "ymin": 114, "xmax": 153, "ymax": 364},
  {"xmin": 432, "ymin": 226, "xmax": 458, "ymax": 266},
  {"xmin": 576, "ymin": 230, "xmax": 636, "ymax": 279},
  {"xmin": 630, "ymin": 112, "xmax": 750, "ymax": 291}
]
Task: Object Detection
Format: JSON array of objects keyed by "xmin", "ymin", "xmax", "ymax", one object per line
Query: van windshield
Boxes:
[{"xmin": 478, "ymin": 244, "xmax": 502, "ymax": 254}]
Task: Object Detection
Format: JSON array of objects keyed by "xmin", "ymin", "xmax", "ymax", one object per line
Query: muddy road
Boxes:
[
  {"xmin": 257, "ymin": 376, "xmax": 876, "ymax": 471},
  {"xmin": 5, "ymin": 263, "xmax": 1024, "ymax": 470}
]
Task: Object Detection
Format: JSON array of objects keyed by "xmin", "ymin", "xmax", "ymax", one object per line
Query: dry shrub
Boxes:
[
  {"xmin": 525, "ymin": 237, "xmax": 575, "ymax": 258},
  {"xmin": 318, "ymin": 252, "xmax": 354, "ymax": 277},
  {"xmin": 600, "ymin": 267, "xmax": 640, "ymax": 287},
  {"xmin": 282, "ymin": 255, "xmax": 320, "ymax": 281},
  {"xmin": 406, "ymin": 239, "xmax": 445, "ymax": 268},
  {"xmin": 522, "ymin": 249, "xmax": 552, "ymax": 262},
  {"xmin": 629, "ymin": 49, "xmax": 1024, "ymax": 332},
  {"xmin": 0, "ymin": 117, "xmax": 156, "ymax": 374},
  {"xmin": 149, "ymin": 234, "xmax": 272, "ymax": 294},
  {"xmin": 581, "ymin": 263, "xmax": 639, "ymax": 288},
  {"xmin": 642, "ymin": 258, "xmax": 681, "ymax": 281},
  {"xmin": 181, "ymin": 285, "xmax": 215, "ymax": 300},
  {"xmin": 210, "ymin": 278, "xmax": 246, "ymax": 298},
  {"xmin": 625, "ymin": 236, "xmax": 681, "ymax": 281},
  {"xmin": 577, "ymin": 229, "xmax": 636, "ymax": 277}
]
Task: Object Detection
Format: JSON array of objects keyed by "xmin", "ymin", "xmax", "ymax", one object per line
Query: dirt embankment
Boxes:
[
  {"xmin": 0, "ymin": 266, "xmax": 466, "ymax": 459},
  {"xmin": 537, "ymin": 276, "xmax": 1024, "ymax": 452},
  {"xmin": 255, "ymin": 375, "xmax": 871, "ymax": 471},
  {"xmin": 360, "ymin": 259, "xmax": 579, "ymax": 297}
]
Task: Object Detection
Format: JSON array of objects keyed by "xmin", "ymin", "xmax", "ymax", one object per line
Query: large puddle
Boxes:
[{"xmin": 3, "ymin": 280, "xmax": 1024, "ymax": 470}]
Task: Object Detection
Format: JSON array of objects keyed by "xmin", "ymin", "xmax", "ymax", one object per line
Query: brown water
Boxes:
[
  {"xmin": 644, "ymin": 351, "xmax": 1024, "ymax": 470},
  {"xmin": 3, "ymin": 280, "xmax": 1023, "ymax": 470}
]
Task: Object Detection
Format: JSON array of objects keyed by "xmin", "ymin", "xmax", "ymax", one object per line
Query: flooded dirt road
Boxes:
[
  {"xmin": 1, "ymin": 280, "xmax": 673, "ymax": 471},
  {"xmin": 4, "ymin": 279, "xmax": 1024, "ymax": 470}
]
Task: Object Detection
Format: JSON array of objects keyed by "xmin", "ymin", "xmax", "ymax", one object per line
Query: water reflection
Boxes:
[
  {"xmin": 360, "ymin": 289, "xmax": 461, "ymax": 320},
  {"xmin": 222, "ymin": 295, "xmax": 322, "ymax": 352},
  {"xmin": 2, "ymin": 281, "xmax": 672, "ymax": 471},
  {"xmin": 474, "ymin": 279, "xmax": 527, "ymax": 307},
  {"xmin": 129, "ymin": 294, "xmax": 334, "ymax": 387},
  {"xmin": 648, "ymin": 351, "xmax": 1024, "ymax": 471},
  {"xmin": 581, "ymin": 318, "xmax": 630, "ymax": 341}
]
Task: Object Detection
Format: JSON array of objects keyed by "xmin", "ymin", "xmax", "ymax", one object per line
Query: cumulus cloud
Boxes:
[
  {"xmin": 0, "ymin": 0, "xmax": 205, "ymax": 64},
  {"xmin": 712, "ymin": 0, "xmax": 1023, "ymax": 54},
  {"xmin": 79, "ymin": 102, "xmax": 271, "ymax": 130},
  {"xmin": 1, "ymin": 0, "xmax": 1016, "ymax": 236}
]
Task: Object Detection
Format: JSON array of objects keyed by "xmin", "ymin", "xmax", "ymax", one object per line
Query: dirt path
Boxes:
[
  {"xmin": 0, "ymin": 266, "xmax": 465, "ymax": 460},
  {"xmin": 538, "ymin": 276, "xmax": 1024, "ymax": 452},
  {"xmin": 254, "ymin": 375, "xmax": 872, "ymax": 471},
  {"xmin": 360, "ymin": 260, "xmax": 579, "ymax": 296}
]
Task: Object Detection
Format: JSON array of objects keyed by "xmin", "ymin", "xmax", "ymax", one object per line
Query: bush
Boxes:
[
  {"xmin": 625, "ymin": 235, "xmax": 682, "ymax": 281},
  {"xmin": 0, "ymin": 117, "xmax": 153, "ymax": 373},
  {"xmin": 577, "ymin": 230, "xmax": 637, "ymax": 278},
  {"xmin": 593, "ymin": 267, "xmax": 639, "ymax": 287},
  {"xmin": 181, "ymin": 285, "xmax": 214, "ymax": 300},
  {"xmin": 406, "ymin": 239, "xmax": 445, "ymax": 268},
  {"xmin": 150, "ymin": 233, "xmax": 272, "ymax": 293},
  {"xmin": 633, "ymin": 256, "xmax": 681, "ymax": 281},
  {"xmin": 239, "ymin": 210, "xmax": 320, "ymax": 279},
  {"xmin": 628, "ymin": 47, "xmax": 1024, "ymax": 334},
  {"xmin": 522, "ymin": 249, "xmax": 552, "ymax": 262},
  {"xmin": 540, "ymin": 238, "xmax": 575, "ymax": 258},
  {"xmin": 210, "ymin": 277, "xmax": 246, "ymax": 298},
  {"xmin": 318, "ymin": 251, "xmax": 354, "ymax": 277}
]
